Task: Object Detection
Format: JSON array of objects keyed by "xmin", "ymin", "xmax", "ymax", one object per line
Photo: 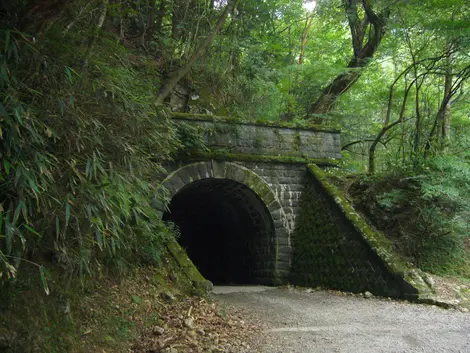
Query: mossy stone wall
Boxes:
[
  {"xmin": 172, "ymin": 114, "xmax": 341, "ymax": 160},
  {"xmin": 290, "ymin": 166, "xmax": 433, "ymax": 299}
]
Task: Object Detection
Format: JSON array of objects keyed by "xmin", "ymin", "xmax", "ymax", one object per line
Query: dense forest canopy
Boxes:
[{"xmin": 0, "ymin": 0, "xmax": 470, "ymax": 309}]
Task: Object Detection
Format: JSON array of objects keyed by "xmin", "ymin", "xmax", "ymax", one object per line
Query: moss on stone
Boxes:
[
  {"xmin": 166, "ymin": 241, "xmax": 213, "ymax": 293},
  {"xmin": 178, "ymin": 150, "xmax": 340, "ymax": 166},
  {"xmin": 253, "ymin": 135, "xmax": 263, "ymax": 149},
  {"xmin": 171, "ymin": 112, "xmax": 341, "ymax": 133},
  {"xmin": 293, "ymin": 131, "xmax": 302, "ymax": 152}
]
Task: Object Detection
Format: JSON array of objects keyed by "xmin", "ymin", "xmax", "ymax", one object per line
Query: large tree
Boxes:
[{"xmin": 309, "ymin": 0, "xmax": 389, "ymax": 116}]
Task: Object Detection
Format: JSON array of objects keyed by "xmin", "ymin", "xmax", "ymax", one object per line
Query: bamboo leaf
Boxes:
[
  {"xmin": 95, "ymin": 229, "xmax": 103, "ymax": 250},
  {"xmin": 3, "ymin": 159, "xmax": 11, "ymax": 175},
  {"xmin": 13, "ymin": 107, "xmax": 23, "ymax": 125},
  {"xmin": 86, "ymin": 204, "xmax": 92, "ymax": 221},
  {"xmin": 5, "ymin": 216, "xmax": 13, "ymax": 255},
  {"xmin": 16, "ymin": 228, "xmax": 26, "ymax": 248},
  {"xmin": 85, "ymin": 159, "xmax": 92, "ymax": 179},
  {"xmin": 39, "ymin": 267, "xmax": 50, "ymax": 295},
  {"xmin": 65, "ymin": 66, "xmax": 73, "ymax": 83},
  {"xmin": 23, "ymin": 224, "xmax": 41, "ymax": 238},
  {"xmin": 12, "ymin": 201, "xmax": 24, "ymax": 225},
  {"xmin": 65, "ymin": 201, "xmax": 71, "ymax": 228},
  {"xmin": 55, "ymin": 216, "xmax": 60, "ymax": 238},
  {"xmin": 0, "ymin": 101, "xmax": 8, "ymax": 118}
]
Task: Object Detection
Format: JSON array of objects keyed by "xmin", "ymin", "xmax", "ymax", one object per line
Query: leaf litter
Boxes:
[{"xmin": 131, "ymin": 295, "xmax": 265, "ymax": 353}]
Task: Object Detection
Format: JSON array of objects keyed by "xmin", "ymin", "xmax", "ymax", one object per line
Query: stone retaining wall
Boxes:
[{"xmin": 290, "ymin": 165, "xmax": 434, "ymax": 299}]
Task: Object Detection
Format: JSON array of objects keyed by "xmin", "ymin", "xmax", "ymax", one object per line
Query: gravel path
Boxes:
[{"xmin": 213, "ymin": 287, "xmax": 470, "ymax": 353}]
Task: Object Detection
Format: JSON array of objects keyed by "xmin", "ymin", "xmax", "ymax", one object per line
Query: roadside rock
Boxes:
[
  {"xmin": 152, "ymin": 326, "xmax": 165, "ymax": 335},
  {"xmin": 162, "ymin": 291, "xmax": 176, "ymax": 302},
  {"xmin": 183, "ymin": 317, "xmax": 194, "ymax": 329}
]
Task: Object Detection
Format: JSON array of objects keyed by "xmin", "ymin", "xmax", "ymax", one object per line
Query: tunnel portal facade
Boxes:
[
  {"xmin": 153, "ymin": 115, "xmax": 341, "ymax": 285},
  {"xmin": 159, "ymin": 161, "xmax": 299, "ymax": 284},
  {"xmin": 152, "ymin": 115, "xmax": 433, "ymax": 299}
]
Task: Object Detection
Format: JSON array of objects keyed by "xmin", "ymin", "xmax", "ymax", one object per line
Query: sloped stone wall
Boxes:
[{"xmin": 290, "ymin": 165, "xmax": 434, "ymax": 300}]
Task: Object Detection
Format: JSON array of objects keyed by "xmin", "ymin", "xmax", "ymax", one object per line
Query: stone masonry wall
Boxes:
[
  {"xmin": 173, "ymin": 115, "xmax": 341, "ymax": 160},
  {"xmin": 290, "ymin": 165, "xmax": 434, "ymax": 299},
  {"xmin": 240, "ymin": 162, "xmax": 308, "ymax": 280},
  {"xmin": 161, "ymin": 118, "xmax": 433, "ymax": 299},
  {"xmin": 290, "ymin": 173, "xmax": 408, "ymax": 298},
  {"xmin": 161, "ymin": 115, "xmax": 342, "ymax": 285}
]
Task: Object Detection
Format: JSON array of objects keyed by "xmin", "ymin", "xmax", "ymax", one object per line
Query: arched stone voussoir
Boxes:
[
  {"xmin": 267, "ymin": 199, "xmax": 283, "ymax": 214},
  {"xmin": 211, "ymin": 160, "xmax": 227, "ymax": 179},
  {"xmin": 161, "ymin": 161, "xmax": 213, "ymax": 197},
  {"xmin": 222, "ymin": 162, "xmax": 277, "ymax": 207},
  {"xmin": 160, "ymin": 161, "xmax": 284, "ymax": 218}
]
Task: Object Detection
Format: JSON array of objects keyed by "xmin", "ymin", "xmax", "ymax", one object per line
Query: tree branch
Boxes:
[
  {"xmin": 156, "ymin": 0, "xmax": 238, "ymax": 105},
  {"xmin": 342, "ymin": 138, "xmax": 386, "ymax": 151}
]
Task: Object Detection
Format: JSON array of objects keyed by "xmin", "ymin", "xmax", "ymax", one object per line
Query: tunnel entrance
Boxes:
[{"xmin": 163, "ymin": 178, "xmax": 275, "ymax": 285}]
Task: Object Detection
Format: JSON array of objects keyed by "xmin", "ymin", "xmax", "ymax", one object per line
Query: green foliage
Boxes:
[
  {"xmin": 0, "ymin": 23, "xmax": 179, "ymax": 285},
  {"xmin": 175, "ymin": 122, "xmax": 208, "ymax": 152},
  {"xmin": 353, "ymin": 156, "xmax": 470, "ymax": 276}
]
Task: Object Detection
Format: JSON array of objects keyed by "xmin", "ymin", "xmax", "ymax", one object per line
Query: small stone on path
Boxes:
[
  {"xmin": 152, "ymin": 326, "xmax": 165, "ymax": 335},
  {"xmin": 183, "ymin": 317, "xmax": 195, "ymax": 329}
]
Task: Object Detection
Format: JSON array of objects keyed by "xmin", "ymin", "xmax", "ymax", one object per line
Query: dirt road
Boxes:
[{"xmin": 213, "ymin": 286, "xmax": 470, "ymax": 353}]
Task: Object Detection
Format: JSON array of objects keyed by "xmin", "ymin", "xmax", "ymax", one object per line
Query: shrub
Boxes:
[{"xmin": 352, "ymin": 156, "xmax": 470, "ymax": 276}]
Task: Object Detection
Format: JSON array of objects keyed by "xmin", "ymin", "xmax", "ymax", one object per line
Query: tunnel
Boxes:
[{"xmin": 163, "ymin": 178, "xmax": 276, "ymax": 285}]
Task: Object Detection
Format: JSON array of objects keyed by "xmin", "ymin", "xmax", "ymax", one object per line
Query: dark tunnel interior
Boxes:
[{"xmin": 163, "ymin": 179, "xmax": 275, "ymax": 285}]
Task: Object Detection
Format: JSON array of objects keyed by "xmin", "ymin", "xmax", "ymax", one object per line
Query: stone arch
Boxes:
[{"xmin": 157, "ymin": 161, "xmax": 290, "ymax": 285}]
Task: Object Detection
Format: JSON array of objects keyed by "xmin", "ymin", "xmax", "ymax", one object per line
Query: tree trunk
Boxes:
[
  {"xmin": 63, "ymin": 2, "xmax": 91, "ymax": 35},
  {"xmin": 118, "ymin": 0, "xmax": 125, "ymax": 43},
  {"xmin": 412, "ymin": 77, "xmax": 422, "ymax": 154},
  {"xmin": 140, "ymin": 0, "xmax": 158, "ymax": 47},
  {"xmin": 172, "ymin": 0, "xmax": 187, "ymax": 41},
  {"xmin": 80, "ymin": 0, "xmax": 109, "ymax": 74},
  {"xmin": 424, "ymin": 89, "xmax": 452, "ymax": 159},
  {"xmin": 369, "ymin": 78, "xmax": 416, "ymax": 174},
  {"xmin": 309, "ymin": 0, "xmax": 388, "ymax": 116},
  {"xmin": 369, "ymin": 119, "xmax": 404, "ymax": 174},
  {"xmin": 298, "ymin": 14, "xmax": 314, "ymax": 66},
  {"xmin": 156, "ymin": 0, "xmax": 237, "ymax": 105},
  {"xmin": 441, "ymin": 61, "xmax": 452, "ymax": 144},
  {"xmin": 309, "ymin": 68, "xmax": 362, "ymax": 116},
  {"xmin": 423, "ymin": 63, "xmax": 470, "ymax": 158},
  {"xmin": 146, "ymin": 0, "xmax": 158, "ymax": 41}
]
